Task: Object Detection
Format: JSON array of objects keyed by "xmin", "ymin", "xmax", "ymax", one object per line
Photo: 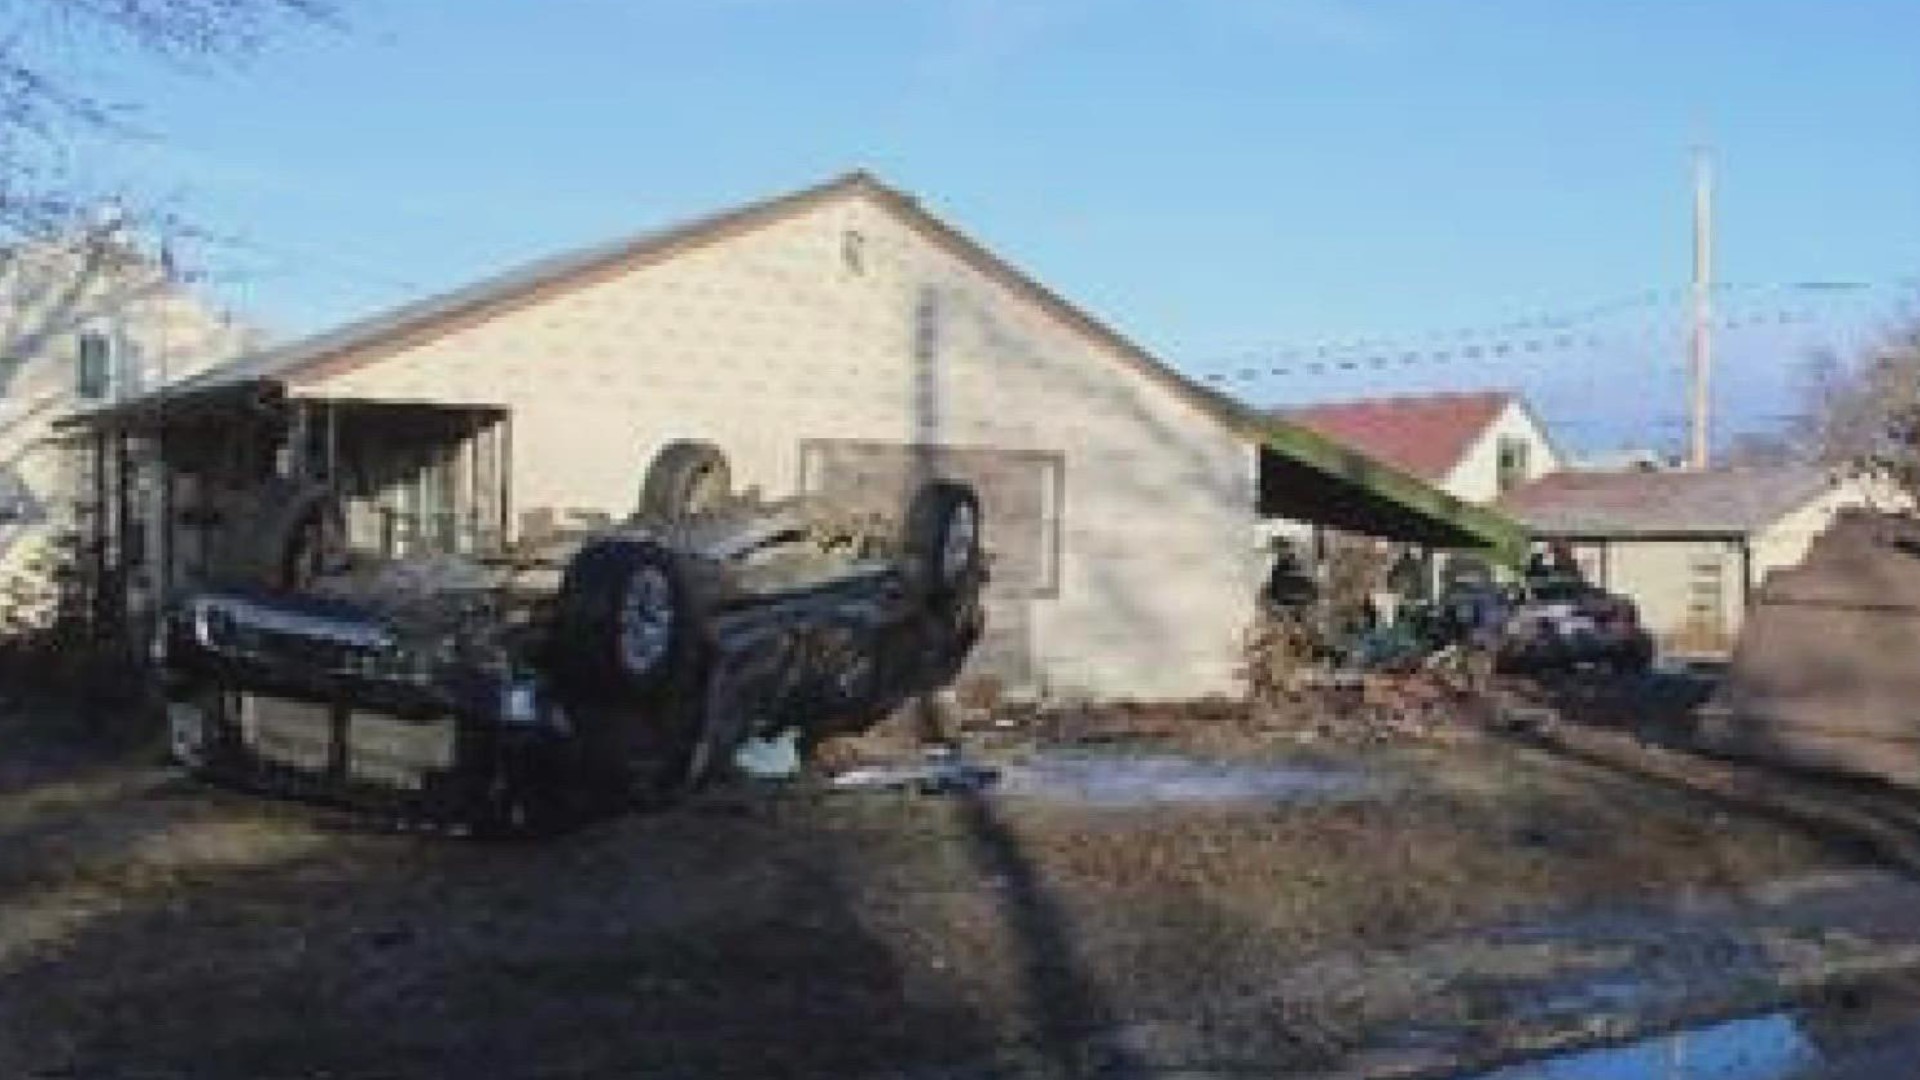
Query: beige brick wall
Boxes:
[{"xmin": 310, "ymin": 194, "xmax": 1262, "ymax": 700}]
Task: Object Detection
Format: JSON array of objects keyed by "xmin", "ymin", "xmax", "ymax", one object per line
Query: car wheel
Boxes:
[
  {"xmin": 230, "ymin": 481, "xmax": 347, "ymax": 591},
  {"xmin": 639, "ymin": 440, "xmax": 731, "ymax": 522},
  {"xmin": 552, "ymin": 539, "xmax": 694, "ymax": 702},
  {"xmin": 905, "ymin": 481, "xmax": 983, "ymax": 603}
]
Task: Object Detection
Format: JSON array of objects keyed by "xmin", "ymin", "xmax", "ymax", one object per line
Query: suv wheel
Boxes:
[{"xmin": 552, "ymin": 539, "xmax": 694, "ymax": 702}]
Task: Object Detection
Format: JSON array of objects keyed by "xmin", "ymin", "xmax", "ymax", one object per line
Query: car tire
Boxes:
[
  {"xmin": 551, "ymin": 538, "xmax": 696, "ymax": 703},
  {"xmin": 231, "ymin": 480, "xmax": 347, "ymax": 591},
  {"xmin": 904, "ymin": 481, "xmax": 982, "ymax": 604},
  {"xmin": 639, "ymin": 440, "xmax": 731, "ymax": 522}
]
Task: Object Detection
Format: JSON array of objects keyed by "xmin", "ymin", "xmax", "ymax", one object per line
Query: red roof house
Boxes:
[{"xmin": 1279, "ymin": 391, "xmax": 1559, "ymax": 504}]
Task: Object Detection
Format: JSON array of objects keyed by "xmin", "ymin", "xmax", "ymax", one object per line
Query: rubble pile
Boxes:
[
  {"xmin": 956, "ymin": 679, "xmax": 1489, "ymax": 753},
  {"xmin": 1252, "ymin": 667, "xmax": 1490, "ymax": 745},
  {"xmin": 1701, "ymin": 510, "xmax": 1920, "ymax": 786}
]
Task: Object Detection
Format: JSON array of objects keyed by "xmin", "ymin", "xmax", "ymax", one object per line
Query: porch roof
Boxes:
[
  {"xmin": 1254, "ymin": 418, "xmax": 1530, "ymax": 561},
  {"xmin": 56, "ymin": 378, "xmax": 507, "ymax": 436}
]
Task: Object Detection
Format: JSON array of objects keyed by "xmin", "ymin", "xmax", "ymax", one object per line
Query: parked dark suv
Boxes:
[{"xmin": 1494, "ymin": 574, "xmax": 1654, "ymax": 675}]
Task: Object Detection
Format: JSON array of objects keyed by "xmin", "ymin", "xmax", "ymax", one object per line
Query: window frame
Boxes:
[{"xmin": 76, "ymin": 330, "xmax": 113, "ymax": 400}]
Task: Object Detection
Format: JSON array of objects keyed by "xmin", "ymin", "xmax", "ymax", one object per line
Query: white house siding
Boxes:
[
  {"xmin": 2, "ymin": 240, "xmax": 256, "ymax": 520},
  {"xmin": 1749, "ymin": 483, "xmax": 1883, "ymax": 591},
  {"xmin": 1600, "ymin": 537, "xmax": 1747, "ymax": 654},
  {"xmin": 308, "ymin": 194, "xmax": 1262, "ymax": 700},
  {"xmin": 1440, "ymin": 401, "xmax": 1559, "ymax": 505},
  {"xmin": 1580, "ymin": 482, "xmax": 1888, "ymax": 655},
  {"xmin": 0, "ymin": 238, "xmax": 256, "ymax": 634}
]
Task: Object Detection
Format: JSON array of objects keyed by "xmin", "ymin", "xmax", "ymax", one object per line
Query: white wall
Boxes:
[
  {"xmin": 0, "ymin": 235, "xmax": 257, "ymax": 634},
  {"xmin": 1441, "ymin": 400, "xmax": 1559, "ymax": 505},
  {"xmin": 1750, "ymin": 479, "xmax": 1889, "ymax": 589},
  {"xmin": 1587, "ymin": 480, "xmax": 1886, "ymax": 656},
  {"xmin": 310, "ymin": 193, "xmax": 1262, "ymax": 700},
  {"xmin": 1600, "ymin": 537, "xmax": 1745, "ymax": 654}
]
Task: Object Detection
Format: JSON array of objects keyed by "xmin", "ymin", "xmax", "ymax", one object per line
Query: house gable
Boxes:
[
  {"xmin": 302, "ymin": 177, "xmax": 1269, "ymax": 698},
  {"xmin": 1283, "ymin": 392, "xmax": 1512, "ymax": 484},
  {"xmin": 1440, "ymin": 397, "xmax": 1561, "ymax": 504},
  {"xmin": 218, "ymin": 173, "xmax": 1246, "ymax": 446}
]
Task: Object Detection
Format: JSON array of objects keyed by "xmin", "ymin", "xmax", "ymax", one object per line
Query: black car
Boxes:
[{"xmin": 154, "ymin": 443, "xmax": 987, "ymax": 835}]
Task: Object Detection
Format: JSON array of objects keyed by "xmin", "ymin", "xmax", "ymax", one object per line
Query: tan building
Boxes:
[
  {"xmin": 0, "ymin": 228, "xmax": 259, "ymax": 634},
  {"xmin": 73, "ymin": 173, "xmax": 1522, "ymax": 701},
  {"xmin": 1500, "ymin": 466, "xmax": 1886, "ymax": 655}
]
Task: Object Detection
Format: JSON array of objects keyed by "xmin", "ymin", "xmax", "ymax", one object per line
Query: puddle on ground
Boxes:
[
  {"xmin": 991, "ymin": 751, "xmax": 1376, "ymax": 807},
  {"xmin": 1468, "ymin": 1012, "xmax": 1821, "ymax": 1080}
]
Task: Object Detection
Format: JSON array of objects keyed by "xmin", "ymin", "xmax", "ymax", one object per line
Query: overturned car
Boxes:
[{"xmin": 153, "ymin": 441, "xmax": 987, "ymax": 833}]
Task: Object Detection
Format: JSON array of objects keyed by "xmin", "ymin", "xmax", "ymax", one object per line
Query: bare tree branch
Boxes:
[
  {"xmin": 0, "ymin": 0, "xmax": 339, "ymax": 239},
  {"xmin": 1798, "ymin": 325, "xmax": 1920, "ymax": 506}
]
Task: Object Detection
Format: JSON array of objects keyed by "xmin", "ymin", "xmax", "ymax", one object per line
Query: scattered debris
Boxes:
[
  {"xmin": 827, "ymin": 749, "xmax": 1001, "ymax": 795},
  {"xmin": 732, "ymin": 729, "xmax": 803, "ymax": 779}
]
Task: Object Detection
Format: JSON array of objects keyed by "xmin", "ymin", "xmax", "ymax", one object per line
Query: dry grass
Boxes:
[{"xmin": 0, "ymin": 700, "xmax": 1870, "ymax": 1079}]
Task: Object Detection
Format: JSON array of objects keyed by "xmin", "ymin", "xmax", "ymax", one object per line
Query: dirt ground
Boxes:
[{"xmin": 0, "ymin": 690, "xmax": 1908, "ymax": 1079}]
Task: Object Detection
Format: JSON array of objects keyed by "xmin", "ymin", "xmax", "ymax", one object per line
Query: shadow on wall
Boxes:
[
  {"xmin": 900, "ymin": 281, "xmax": 1144, "ymax": 1078},
  {"xmin": 932, "ymin": 279, "xmax": 1261, "ymax": 691}
]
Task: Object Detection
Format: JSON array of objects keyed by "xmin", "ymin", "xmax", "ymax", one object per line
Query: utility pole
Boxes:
[{"xmin": 1689, "ymin": 147, "xmax": 1714, "ymax": 470}]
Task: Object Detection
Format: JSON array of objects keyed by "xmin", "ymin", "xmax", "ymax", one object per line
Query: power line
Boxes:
[
  {"xmin": 1196, "ymin": 312, "xmax": 1827, "ymax": 386},
  {"xmin": 1191, "ymin": 278, "xmax": 1915, "ymax": 388}
]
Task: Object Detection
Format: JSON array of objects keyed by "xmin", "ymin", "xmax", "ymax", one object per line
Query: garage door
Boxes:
[{"xmin": 797, "ymin": 439, "xmax": 1064, "ymax": 688}]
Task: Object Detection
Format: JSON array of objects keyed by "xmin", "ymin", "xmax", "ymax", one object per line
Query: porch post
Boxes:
[
  {"xmin": 289, "ymin": 400, "xmax": 312, "ymax": 480},
  {"xmin": 114, "ymin": 432, "xmax": 132, "ymax": 618},
  {"xmin": 498, "ymin": 412, "xmax": 513, "ymax": 547},
  {"xmin": 325, "ymin": 400, "xmax": 340, "ymax": 486},
  {"xmin": 466, "ymin": 412, "xmax": 481, "ymax": 553},
  {"xmin": 89, "ymin": 430, "xmax": 108, "ymax": 639},
  {"xmin": 157, "ymin": 430, "xmax": 174, "ymax": 603}
]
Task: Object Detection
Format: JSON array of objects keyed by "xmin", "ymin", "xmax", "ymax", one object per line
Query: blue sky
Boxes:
[{"xmin": 74, "ymin": 1, "xmax": 1920, "ymax": 453}]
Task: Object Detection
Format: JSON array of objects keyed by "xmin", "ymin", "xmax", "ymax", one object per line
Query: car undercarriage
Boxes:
[{"xmin": 154, "ymin": 440, "xmax": 988, "ymax": 835}]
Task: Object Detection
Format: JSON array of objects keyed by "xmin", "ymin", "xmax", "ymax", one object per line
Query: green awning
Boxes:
[{"xmin": 1252, "ymin": 418, "xmax": 1529, "ymax": 563}]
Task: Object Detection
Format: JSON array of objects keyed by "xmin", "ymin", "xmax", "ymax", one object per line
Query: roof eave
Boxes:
[{"xmin": 1248, "ymin": 414, "xmax": 1531, "ymax": 561}]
